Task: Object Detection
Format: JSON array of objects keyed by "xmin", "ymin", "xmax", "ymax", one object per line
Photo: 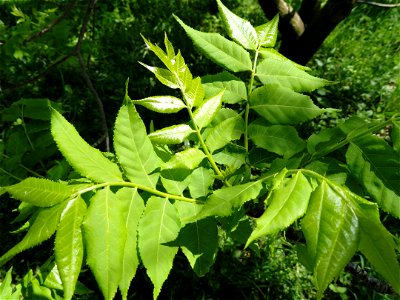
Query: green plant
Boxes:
[{"xmin": 0, "ymin": 1, "xmax": 399, "ymax": 299}]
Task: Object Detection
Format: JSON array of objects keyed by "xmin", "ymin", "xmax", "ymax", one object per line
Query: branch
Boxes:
[
  {"xmin": 24, "ymin": 1, "xmax": 76, "ymax": 44},
  {"xmin": 357, "ymin": 0, "xmax": 400, "ymax": 7}
]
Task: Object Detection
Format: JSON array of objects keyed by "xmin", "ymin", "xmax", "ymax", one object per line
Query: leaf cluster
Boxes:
[{"xmin": 1, "ymin": 1, "xmax": 399, "ymax": 299}]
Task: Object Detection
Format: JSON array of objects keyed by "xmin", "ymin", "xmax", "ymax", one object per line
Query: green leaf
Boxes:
[
  {"xmin": 0, "ymin": 202, "xmax": 66, "ymax": 266},
  {"xmin": 116, "ymin": 188, "xmax": 145, "ymax": 300},
  {"xmin": 138, "ymin": 197, "xmax": 181, "ymax": 299},
  {"xmin": 246, "ymin": 172, "xmax": 312, "ymax": 246},
  {"xmin": 139, "ymin": 63, "xmax": 179, "ymax": 89},
  {"xmin": 0, "ymin": 267, "xmax": 21, "ymax": 299},
  {"xmin": 5, "ymin": 177, "xmax": 74, "ymax": 207},
  {"xmin": 160, "ymin": 169, "xmax": 191, "ymax": 195},
  {"xmin": 193, "ymin": 89, "xmax": 224, "ymax": 130},
  {"xmin": 250, "ymin": 84, "xmax": 326, "ymax": 125},
  {"xmin": 255, "ymin": 14, "xmax": 279, "ymax": 48},
  {"xmin": 248, "ymin": 119, "xmax": 305, "ymax": 158},
  {"xmin": 149, "ymin": 124, "xmax": 195, "ymax": 144},
  {"xmin": 114, "ymin": 103, "xmax": 162, "ymax": 188},
  {"xmin": 175, "ymin": 201, "xmax": 204, "ymax": 226},
  {"xmin": 217, "ymin": 0, "xmax": 257, "ymax": 50},
  {"xmin": 193, "ymin": 181, "xmax": 263, "ymax": 221},
  {"xmin": 256, "ymin": 59, "xmax": 330, "ymax": 92},
  {"xmin": 141, "ymin": 35, "xmax": 173, "ymax": 71},
  {"xmin": 346, "ymin": 135, "xmax": 400, "ymax": 218},
  {"xmin": 174, "ymin": 218, "xmax": 219, "ymax": 276},
  {"xmin": 259, "ymin": 47, "xmax": 310, "ymax": 71},
  {"xmin": 55, "ymin": 196, "xmax": 87, "ymax": 300},
  {"xmin": 202, "ymin": 71, "xmax": 247, "ymax": 104},
  {"xmin": 175, "ymin": 16, "xmax": 252, "ymax": 72},
  {"xmin": 352, "ymin": 197, "xmax": 400, "ymax": 293},
  {"xmin": 162, "ymin": 148, "xmax": 206, "ymax": 170},
  {"xmin": 301, "ymin": 181, "xmax": 360, "ymax": 299},
  {"xmin": 206, "ymin": 115, "xmax": 244, "ymax": 153},
  {"xmin": 50, "ymin": 108, "xmax": 123, "ymax": 183},
  {"xmin": 132, "ymin": 96, "xmax": 186, "ymax": 113},
  {"xmin": 82, "ymin": 187, "xmax": 126, "ymax": 300},
  {"xmin": 392, "ymin": 120, "xmax": 400, "ymax": 152},
  {"xmin": 212, "ymin": 144, "xmax": 246, "ymax": 169},
  {"xmin": 185, "ymin": 76, "xmax": 204, "ymax": 108},
  {"xmin": 188, "ymin": 167, "xmax": 215, "ymax": 198}
]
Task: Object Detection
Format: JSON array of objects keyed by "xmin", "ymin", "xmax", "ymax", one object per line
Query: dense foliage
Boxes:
[{"xmin": 1, "ymin": 1, "xmax": 399, "ymax": 299}]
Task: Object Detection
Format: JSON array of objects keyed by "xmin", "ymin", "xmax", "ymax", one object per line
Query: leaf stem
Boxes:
[{"xmin": 75, "ymin": 181, "xmax": 203, "ymax": 204}]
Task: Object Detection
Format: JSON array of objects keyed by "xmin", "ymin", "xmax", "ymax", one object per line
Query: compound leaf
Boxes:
[
  {"xmin": 255, "ymin": 14, "xmax": 279, "ymax": 48},
  {"xmin": 132, "ymin": 96, "xmax": 186, "ymax": 114},
  {"xmin": 50, "ymin": 108, "xmax": 123, "ymax": 183},
  {"xmin": 193, "ymin": 89, "xmax": 224, "ymax": 130},
  {"xmin": 206, "ymin": 115, "xmax": 244, "ymax": 153},
  {"xmin": 149, "ymin": 124, "xmax": 195, "ymax": 144},
  {"xmin": 162, "ymin": 148, "xmax": 206, "ymax": 170}
]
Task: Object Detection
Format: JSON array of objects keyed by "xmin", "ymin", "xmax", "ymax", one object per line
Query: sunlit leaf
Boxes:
[
  {"xmin": 255, "ymin": 14, "xmax": 279, "ymax": 47},
  {"xmin": 185, "ymin": 76, "xmax": 204, "ymax": 108},
  {"xmin": 82, "ymin": 187, "xmax": 126, "ymax": 300},
  {"xmin": 301, "ymin": 181, "xmax": 359, "ymax": 299},
  {"xmin": 5, "ymin": 177, "xmax": 74, "ymax": 207},
  {"xmin": 50, "ymin": 108, "xmax": 123, "ymax": 183},
  {"xmin": 217, "ymin": 0, "xmax": 258, "ymax": 50},
  {"xmin": 257, "ymin": 59, "xmax": 330, "ymax": 92},
  {"xmin": 248, "ymin": 119, "xmax": 305, "ymax": 158},
  {"xmin": 259, "ymin": 47, "xmax": 310, "ymax": 71},
  {"xmin": 138, "ymin": 197, "xmax": 181, "ymax": 299},
  {"xmin": 246, "ymin": 172, "xmax": 311, "ymax": 246},
  {"xmin": 175, "ymin": 16, "xmax": 252, "ymax": 72},
  {"xmin": 55, "ymin": 196, "xmax": 86, "ymax": 300},
  {"xmin": 188, "ymin": 167, "xmax": 215, "ymax": 199},
  {"xmin": 202, "ymin": 71, "xmax": 247, "ymax": 104},
  {"xmin": 116, "ymin": 188, "xmax": 145, "ymax": 300},
  {"xmin": 132, "ymin": 96, "xmax": 186, "ymax": 113},
  {"xmin": 162, "ymin": 148, "xmax": 206, "ymax": 170},
  {"xmin": 193, "ymin": 89, "xmax": 224, "ymax": 129},
  {"xmin": 193, "ymin": 181, "xmax": 263, "ymax": 221},
  {"xmin": 250, "ymin": 84, "xmax": 326, "ymax": 124},
  {"xmin": 114, "ymin": 103, "xmax": 161, "ymax": 188},
  {"xmin": 206, "ymin": 115, "xmax": 244, "ymax": 153},
  {"xmin": 139, "ymin": 63, "xmax": 179, "ymax": 89},
  {"xmin": 149, "ymin": 124, "xmax": 195, "ymax": 144}
]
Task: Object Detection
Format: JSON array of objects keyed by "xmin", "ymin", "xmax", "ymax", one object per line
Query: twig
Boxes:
[
  {"xmin": 357, "ymin": 0, "xmax": 400, "ymax": 7},
  {"xmin": 24, "ymin": 1, "xmax": 76, "ymax": 44}
]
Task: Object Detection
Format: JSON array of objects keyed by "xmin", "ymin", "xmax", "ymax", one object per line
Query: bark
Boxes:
[{"xmin": 258, "ymin": 0, "xmax": 357, "ymax": 65}]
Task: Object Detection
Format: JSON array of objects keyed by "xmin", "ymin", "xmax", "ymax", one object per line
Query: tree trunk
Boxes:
[{"xmin": 258, "ymin": 0, "xmax": 357, "ymax": 65}]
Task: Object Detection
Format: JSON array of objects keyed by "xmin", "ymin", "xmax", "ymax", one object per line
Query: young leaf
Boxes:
[
  {"xmin": 246, "ymin": 172, "xmax": 312, "ymax": 246},
  {"xmin": 248, "ymin": 119, "xmax": 305, "ymax": 158},
  {"xmin": 138, "ymin": 197, "xmax": 181, "ymax": 299},
  {"xmin": 132, "ymin": 96, "xmax": 186, "ymax": 113},
  {"xmin": 216, "ymin": 0, "xmax": 258, "ymax": 50},
  {"xmin": 202, "ymin": 71, "xmax": 247, "ymax": 104},
  {"xmin": 5, "ymin": 177, "xmax": 74, "ymax": 207},
  {"xmin": 139, "ymin": 63, "xmax": 180, "ymax": 89},
  {"xmin": 174, "ymin": 218, "xmax": 219, "ymax": 276},
  {"xmin": 256, "ymin": 14, "xmax": 279, "ymax": 48},
  {"xmin": 50, "ymin": 107, "xmax": 123, "ymax": 183},
  {"xmin": 256, "ymin": 59, "xmax": 330, "ymax": 92},
  {"xmin": 82, "ymin": 187, "xmax": 126, "ymax": 300},
  {"xmin": 55, "ymin": 196, "xmax": 87, "ymax": 300},
  {"xmin": 116, "ymin": 188, "xmax": 145, "ymax": 300},
  {"xmin": 141, "ymin": 35, "xmax": 173, "ymax": 71},
  {"xmin": 193, "ymin": 181, "xmax": 263, "ymax": 221},
  {"xmin": 352, "ymin": 197, "xmax": 400, "ymax": 293},
  {"xmin": 250, "ymin": 84, "xmax": 326, "ymax": 125},
  {"xmin": 301, "ymin": 181, "xmax": 360, "ymax": 299},
  {"xmin": 174, "ymin": 16, "xmax": 252, "ymax": 72},
  {"xmin": 162, "ymin": 148, "xmax": 206, "ymax": 170},
  {"xmin": 205, "ymin": 115, "xmax": 244, "ymax": 153},
  {"xmin": 193, "ymin": 89, "xmax": 224, "ymax": 129},
  {"xmin": 149, "ymin": 124, "xmax": 195, "ymax": 144},
  {"xmin": 185, "ymin": 76, "xmax": 204, "ymax": 108},
  {"xmin": 114, "ymin": 103, "xmax": 162, "ymax": 188},
  {"xmin": 0, "ymin": 202, "xmax": 66, "ymax": 266},
  {"xmin": 346, "ymin": 135, "xmax": 400, "ymax": 218}
]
